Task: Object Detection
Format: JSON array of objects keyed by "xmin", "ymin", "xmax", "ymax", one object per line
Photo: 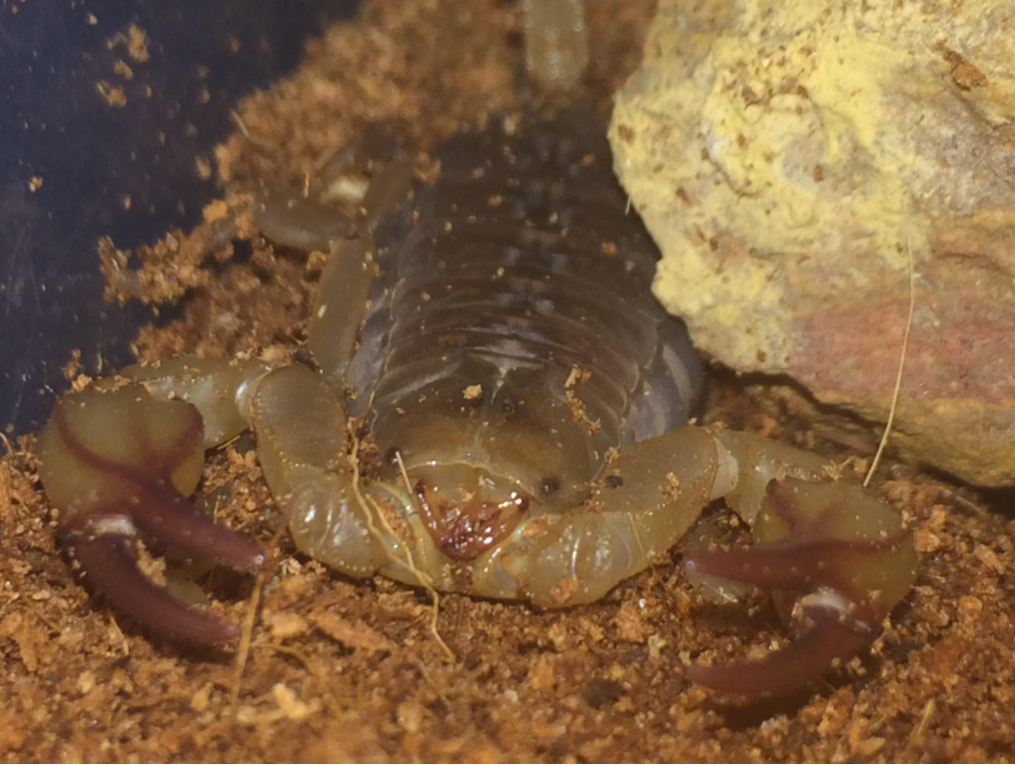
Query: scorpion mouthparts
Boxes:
[
  {"xmin": 412, "ymin": 471, "xmax": 531, "ymax": 561},
  {"xmin": 683, "ymin": 600, "xmax": 869, "ymax": 695}
]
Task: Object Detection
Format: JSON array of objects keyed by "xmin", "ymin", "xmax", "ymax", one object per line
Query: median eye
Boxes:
[{"xmin": 541, "ymin": 476, "xmax": 560, "ymax": 494}]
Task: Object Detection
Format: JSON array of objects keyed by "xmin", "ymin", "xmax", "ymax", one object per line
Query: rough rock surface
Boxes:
[{"xmin": 610, "ymin": 0, "xmax": 1015, "ymax": 485}]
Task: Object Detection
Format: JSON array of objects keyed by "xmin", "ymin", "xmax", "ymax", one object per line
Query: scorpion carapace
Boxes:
[
  {"xmin": 37, "ymin": 89, "xmax": 917, "ymax": 697},
  {"xmin": 357, "ymin": 109, "xmax": 705, "ymax": 556}
]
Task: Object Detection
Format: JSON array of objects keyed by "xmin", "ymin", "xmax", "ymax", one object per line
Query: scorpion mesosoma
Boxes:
[{"xmin": 36, "ymin": 2, "xmax": 916, "ymax": 696}]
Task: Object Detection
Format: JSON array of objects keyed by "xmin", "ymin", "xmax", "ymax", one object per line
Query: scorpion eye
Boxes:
[
  {"xmin": 604, "ymin": 475, "xmax": 624, "ymax": 489},
  {"xmin": 541, "ymin": 476, "xmax": 560, "ymax": 494}
]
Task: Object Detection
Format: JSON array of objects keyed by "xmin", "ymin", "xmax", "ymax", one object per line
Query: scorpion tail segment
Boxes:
[
  {"xmin": 683, "ymin": 598, "xmax": 869, "ymax": 695},
  {"xmin": 62, "ymin": 519, "xmax": 241, "ymax": 644}
]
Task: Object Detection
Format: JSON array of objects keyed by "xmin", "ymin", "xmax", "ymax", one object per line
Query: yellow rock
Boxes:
[{"xmin": 612, "ymin": 0, "xmax": 1015, "ymax": 485}]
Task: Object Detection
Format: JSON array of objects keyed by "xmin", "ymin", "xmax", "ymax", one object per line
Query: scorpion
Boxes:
[{"xmin": 35, "ymin": 0, "xmax": 916, "ymax": 696}]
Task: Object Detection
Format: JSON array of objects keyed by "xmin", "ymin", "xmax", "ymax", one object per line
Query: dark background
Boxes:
[{"xmin": 0, "ymin": 0, "xmax": 360, "ymax": 437}]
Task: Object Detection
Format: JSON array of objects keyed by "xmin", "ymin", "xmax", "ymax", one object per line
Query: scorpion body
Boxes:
[
  {"xmin": 36, "ymin": 0, "xmax": 917, "ymax": 696},
  {"xmin": 352, "ymin": 109, "xmax": 704, "ymax": 581}
]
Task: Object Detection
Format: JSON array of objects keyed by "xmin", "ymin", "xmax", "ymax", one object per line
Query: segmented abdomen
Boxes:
[{"xmin": 350, "ymin": 109, "xmax": 703, "ymax": 494}]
